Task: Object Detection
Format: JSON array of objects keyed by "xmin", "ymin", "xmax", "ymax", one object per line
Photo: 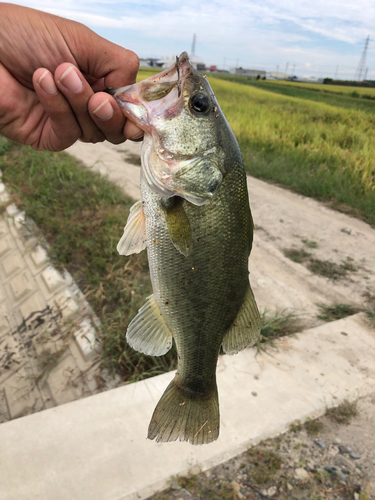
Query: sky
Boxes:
[{"xmin": 8, "ymin": 0, "xmax": 375, "ymax": 79}]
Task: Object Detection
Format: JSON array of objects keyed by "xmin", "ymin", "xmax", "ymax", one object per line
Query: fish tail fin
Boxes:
[{"xmin": 148, "ymin": 377, "xmax": 220, "ymax": 445}]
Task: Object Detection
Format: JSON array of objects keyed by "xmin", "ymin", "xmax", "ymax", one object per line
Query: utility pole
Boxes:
[
  {"xmin": 364, "ymin": 67, "xmax": 368, "ymax": 80},
  {"xmin": 335, "ymin": 65, "xmax": 338, "ymax": 79},
  {"xmin": 285, "ymin": 62, "xmax": 289, "ymax": 77},
  {"xmin": 191, "ymin": 34, "xmax": 196, "ymax": 57},
  {"xmin": 355, "ymin": 35, "xmax": 370, "ymax": 81}
]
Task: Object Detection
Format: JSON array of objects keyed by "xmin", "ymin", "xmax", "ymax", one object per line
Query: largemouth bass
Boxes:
[{"xmin": 111, "ymin": 53, "xmax": 260, "ymax": 445}]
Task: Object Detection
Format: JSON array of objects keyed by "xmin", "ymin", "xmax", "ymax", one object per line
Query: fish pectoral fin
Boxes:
[
  {"xmin": 117, "ymin": 200, "xmax": 147, "ymax": 255},
  {"xmin": 222, "ymin": 283, "xmax": 261, "ymax": 355},
  {"xmin": 161, "ymin": 197, "xmax": 193, "ymax": 257},
  {"xmin": 127, "ymin": 294, "xmax": 173, "ymax": 356}
]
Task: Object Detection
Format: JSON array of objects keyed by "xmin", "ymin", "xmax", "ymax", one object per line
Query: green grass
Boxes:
[
  {"xmin": 317, "ymin": 303, "xmax": 361, "ymax": 321},
  {"xmin": 206, "ymin": 77, "xmax": 375, "ymax": 226},
  {"xmin": 213, "ymin": 74, "xmax": 375, "ymax": 113},
  {"xmin": 260, "ymin": 309, "xmax": 302, "ymax": 343},
  {"xmin": 0, "ymin": 138, "xmax": 177, "ymax": 381}
]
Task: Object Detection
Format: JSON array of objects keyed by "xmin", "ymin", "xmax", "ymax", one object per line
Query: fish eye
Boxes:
[{"xmin": 190, "ymin": 93, "xmax": 210, "ymax": 113}]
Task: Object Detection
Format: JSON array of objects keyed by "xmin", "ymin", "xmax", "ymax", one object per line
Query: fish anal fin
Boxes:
[
  {"xmin": 127, "ymin": 294, "xmax": 173, "ymax": 356},
  {"xmin": 117, "ymin": 200, "xmax": 147, "ymax": 256},
  {"xmin": 161, "ymin": 197, "xmax": 193, "ymax": 257},
  {"xmin": 222, "ymin": 283, "xmax": 261, "ymax": 355},
  {"xmin": 148, "ymin": 377, "xmax": 220, "ymax": 445}
]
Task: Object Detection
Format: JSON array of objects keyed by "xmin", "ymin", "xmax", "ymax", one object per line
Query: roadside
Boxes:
[{"xmin": 150, "ymin": 394, "xmax": 375, "ymax": 500}]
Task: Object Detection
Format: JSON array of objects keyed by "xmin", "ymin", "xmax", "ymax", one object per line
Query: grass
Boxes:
[
  {"xmin": 326, "ymin": 399, "xmax": 359, "ymax": 424},
  {"xmin": 207, "ymin": 77, "xmax": 375, "ymax": 226},
  {"xmin": 302, "ymin": 239, "xmax": 319, "ymax": 249},
  {"xmin": 317, "ymin": 303, "xmax": 361, "ymax": 321},
  {"xmin": 290, "ymin": 418, "xmax": 324, "ymax": 435},
  {"xmin": 283, "ymin": 248, "xmax": 311, "ymax": 263},
  {"xmin": 282, "ymin": 246, "xmax": 358, "ymax": 280},
  {"xmin": 260, "ymin": 309, "xmax": 303, "ymax": 343},
  {"xmin": 304, "ymin": 418, "xmax": 324, "ymax": 436},
  {"xmin": 213, "ymin": 74, "xmax": 375, "ymax": 114},
  {"xmin": 0, "ymin": 138, "xmax": 177, "ymax": 382}
]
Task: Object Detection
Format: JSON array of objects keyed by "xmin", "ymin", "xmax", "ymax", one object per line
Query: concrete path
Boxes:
[{"xmin": 1, "ymin": 313, "xmax": 374, "ymax": 500}]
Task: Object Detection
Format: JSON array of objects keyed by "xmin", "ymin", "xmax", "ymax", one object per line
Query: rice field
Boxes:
[
  {"xmin": 261, "ymin": 78, "xmax": 375, "ymax": 98},
  {"xmin": 139, "ymin": 67, "xmax": 375, "ymax": 225}
]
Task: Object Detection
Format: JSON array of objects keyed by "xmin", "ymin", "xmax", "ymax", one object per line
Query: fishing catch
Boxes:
[{"xmin": 110, "ymin": 52, "xmax": 260, "ymax": 445}]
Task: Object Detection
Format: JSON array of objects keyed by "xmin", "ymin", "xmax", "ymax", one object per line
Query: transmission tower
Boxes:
[
  {"xmin": 355, "ymin": 35, "xmax": 370, "ymax": 81},
  {"xmin": 191, "ymin": 34, "xmax": 196, "ymax": 57}
]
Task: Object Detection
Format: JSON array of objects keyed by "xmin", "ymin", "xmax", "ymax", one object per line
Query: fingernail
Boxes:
[
  {"xmin": 38, "ymin": 70, "xmax": 58, "ymax": 95},
  {"xmin": 93, "ymin": 99, "xmax": 114, "ymax": 121},
  {"xmin": 59, "ymin": 66, "xmax": 83, "ymax": 93}
]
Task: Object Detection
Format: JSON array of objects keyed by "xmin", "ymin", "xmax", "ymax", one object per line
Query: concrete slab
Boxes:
[{"xmin": 0, "ymin": 313, "xmax": 374, "ymax": 500}]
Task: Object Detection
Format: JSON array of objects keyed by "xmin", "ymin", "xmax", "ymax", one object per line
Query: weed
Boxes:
[
  {"xmin": 247, "ymin": 448, "xmax": 282, "ymax": 484},
  {"xmin": 308, "ymin": 259, "xmax": 348, "ymax": 279},
  {"xmin": 290, "ymin": 420, "xmax": 303, "ymax": 433},
  {"xmin": 283, "ymin": 247, "xmax": 311, "ymax": 263},
  {"xmin": 326, "ymin": 399, "xmax": 358, "ymax": 424},
  {"xmin": 317, "ymin": 303, "xmax": 360, "ymax": 321},
  {"xmin": 260, "ymin": 309, "xmax": 302, "ymax": 343},
  {"xmin": 125, "ymin": 153, "xmax": 141, "ymax": 166},
  {"xmin": 363, "ymin": 291, "xmax": 375, "ymax": 327},
  {"xmin": 302, "ymin": 239, "xmax": 319, "ymax": 249},
  {"xmin": 177, "ymin": 474, "xmax": 198, "ymax": 489},
  {"xmin": 304, "ymin": 418, "xmax": 324, "ymax": 436}
]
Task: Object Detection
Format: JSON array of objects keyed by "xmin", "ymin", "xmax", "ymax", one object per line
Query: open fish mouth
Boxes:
[{"xmin": 108, "ymin": 52, "xmax": 191, "ymax": 132}]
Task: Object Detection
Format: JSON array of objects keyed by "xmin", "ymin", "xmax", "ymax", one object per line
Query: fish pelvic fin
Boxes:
[
  {"xmin": 161, "ymin": 197, "xmax": 193, "ymax": 257},
  {"xmin": 127, "ymin": 295, "xmax": 173, "ymax": 356},
  {"xmin": 222, "ymin": 282, "xmax": 261, "ymax": 355},
  {"xmin": 148, "ymin": 377, "xmax": 220, "ymax": 445},
  {"xmin": 117, "ymin": 200, "xmax": 147, "ymax": 256}
]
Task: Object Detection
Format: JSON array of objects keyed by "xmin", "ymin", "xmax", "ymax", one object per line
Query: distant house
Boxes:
[{"xmin": 232, "ymin": 68, "xmax": 266, "ymax": 78}]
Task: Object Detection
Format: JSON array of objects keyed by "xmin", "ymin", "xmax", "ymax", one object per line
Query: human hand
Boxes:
[{"xmin": 0, "ymin": 3, "xmax": 143, "ymax": 151}]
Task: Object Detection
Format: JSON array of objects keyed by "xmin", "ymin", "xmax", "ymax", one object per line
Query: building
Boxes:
[{"xmin": 232, "ymin": 68, "xmax": 266, "ymax": 78}]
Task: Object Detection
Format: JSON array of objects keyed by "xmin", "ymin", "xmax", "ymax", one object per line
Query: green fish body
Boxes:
[{"xmin": 114, "ymin": 53, "xmax": 260, "ymax": 445}]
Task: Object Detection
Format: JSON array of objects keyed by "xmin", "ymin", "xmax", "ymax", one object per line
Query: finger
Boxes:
[
  {"xmin": 33, "ymin": 67, "xmax": 83, "ymax": 150},
  {"xmin": 54, "ymin": 63, "xmax": 105, "ymax": 144},
  {"xmin": 88, "ymin": 92, "xmax": 127, "ymax": 145},
  {"xmin": 124, "ymin": 119, "xmax": 144, "ymax": 142}
]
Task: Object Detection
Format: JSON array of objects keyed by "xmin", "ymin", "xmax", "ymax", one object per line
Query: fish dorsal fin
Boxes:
[
  {"xmin": 222, "ymin": 283, "xmax": 261, "ymax": 355},
  {"xmin": 127, "ymin": 295, "xmax": 173, "ymax": 356},
  {"xmin": 161, "ymin": 197, "xmax": 193, "ymax": 257},
  {"xmin": 117, "ymin": 200, "xmax": 147, "ymax": 256}
]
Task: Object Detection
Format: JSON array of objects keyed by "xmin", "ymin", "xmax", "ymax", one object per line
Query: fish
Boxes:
[{"xmin": 110, "ymin": 52, "xmax": 261, "ymax": 445}]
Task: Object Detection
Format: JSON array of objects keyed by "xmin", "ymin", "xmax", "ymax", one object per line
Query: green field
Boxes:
[{"xmin": 139, "ymin": 68, "xmax": 375, "ymax": 225}]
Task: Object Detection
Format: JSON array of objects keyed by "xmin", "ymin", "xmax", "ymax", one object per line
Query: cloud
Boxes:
[{"xmin": 8, "ymin": 0, "xmax": 375, "ymax": 77}]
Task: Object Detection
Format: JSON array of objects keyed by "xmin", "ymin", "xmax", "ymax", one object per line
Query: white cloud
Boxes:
[{"xmin": 8, "ymin": 0, "xmax": 375, "ymax": 77}]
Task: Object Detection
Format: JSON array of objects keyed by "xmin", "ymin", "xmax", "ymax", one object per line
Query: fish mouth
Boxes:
[{"xmin": 110, "ymin": 52, "xmax": 191, "ymax": 133}]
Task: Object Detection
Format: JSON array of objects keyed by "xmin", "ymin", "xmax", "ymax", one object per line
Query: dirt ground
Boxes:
[{"xmin": 150, "ymin": 393, "xmax": 375, "ymax": 500}]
